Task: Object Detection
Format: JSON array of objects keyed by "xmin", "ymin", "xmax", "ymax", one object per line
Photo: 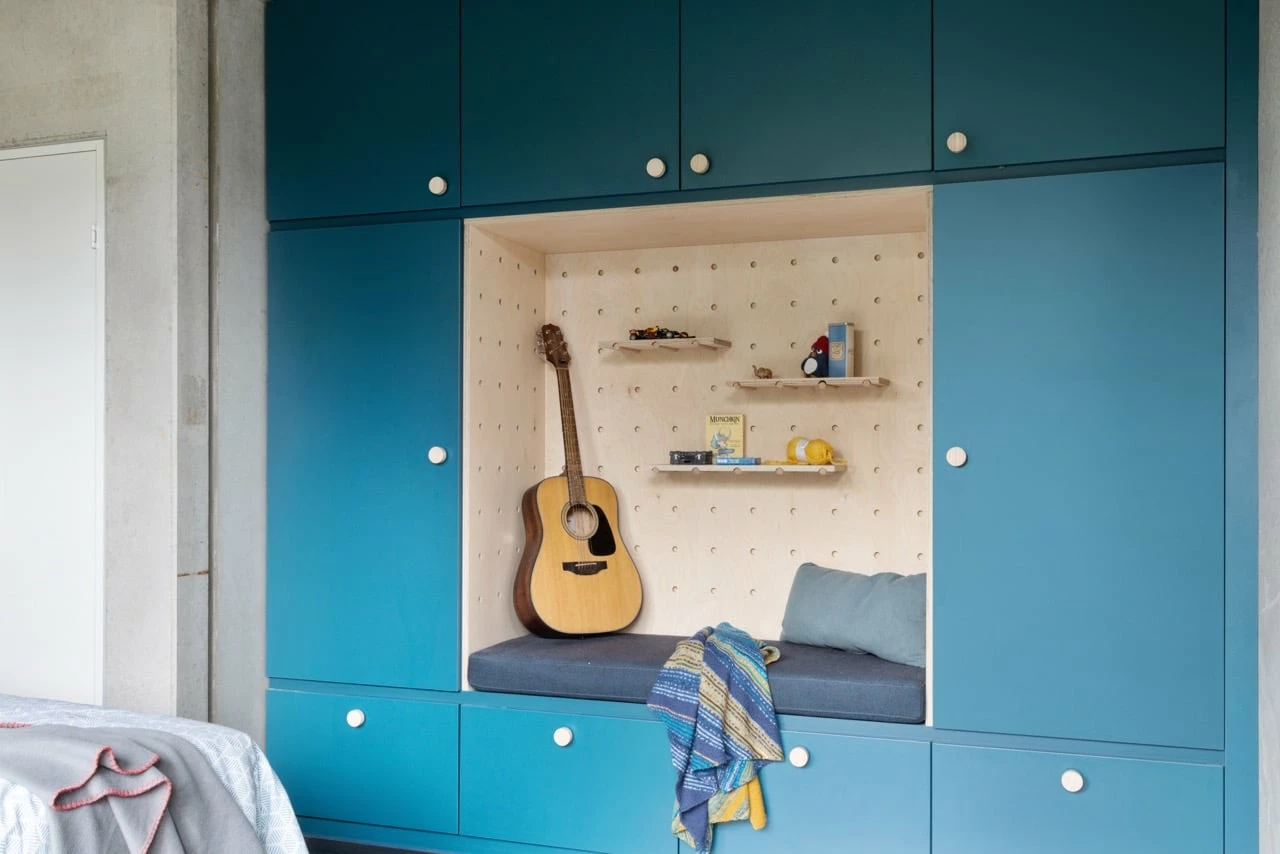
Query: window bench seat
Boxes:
[{"xmin": 468, "ymin": 632, "xmax": 925, "ymax": 724}]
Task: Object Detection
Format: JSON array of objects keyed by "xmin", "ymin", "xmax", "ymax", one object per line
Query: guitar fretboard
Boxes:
[{"xmin": 554, "ymin": 365, "xmax": 588, "ymax": 508}]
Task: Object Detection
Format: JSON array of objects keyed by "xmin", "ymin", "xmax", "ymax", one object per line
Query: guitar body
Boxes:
[{"xmin": 514, "ymin": 474, "xmax": 643, "ymax": 637}]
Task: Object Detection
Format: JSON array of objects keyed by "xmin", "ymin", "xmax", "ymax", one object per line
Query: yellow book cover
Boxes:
[{"xmin": 705, "ymin": 413, "xmax": 746, "ymax": 458}]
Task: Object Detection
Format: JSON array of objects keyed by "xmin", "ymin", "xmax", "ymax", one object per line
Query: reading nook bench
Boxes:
[{"xmin": 467, "ymin": 632, "xmax": 926, "ymax": 724}]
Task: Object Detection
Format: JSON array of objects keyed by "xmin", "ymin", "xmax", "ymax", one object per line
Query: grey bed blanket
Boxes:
[{"xmin": 0, "ymin": 724, "xmax": 265, "ymax": 854}]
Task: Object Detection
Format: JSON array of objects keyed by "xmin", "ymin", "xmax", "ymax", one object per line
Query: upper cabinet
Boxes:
[
  {"xmin": 934, "ymin": 0, "xmax": 1224, "ymax": 169},
  {"xmin": 266, "ymin": 0, "xmax": 460, "ymax": 221},
  {"xmin": 461, "ymin": 0, "xmax": 679, "ymax": 207},
  {"xmin": 680, "ymin": 1, "xmax": 931, "ymax": 190}
]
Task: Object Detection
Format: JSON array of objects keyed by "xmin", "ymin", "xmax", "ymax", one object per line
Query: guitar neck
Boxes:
[{"xmin": 554, "ymin": 366, "xmax": 588, "ymax": 505}]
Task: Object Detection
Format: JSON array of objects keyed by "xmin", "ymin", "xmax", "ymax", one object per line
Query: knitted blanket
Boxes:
[{"xmin": 647, "ymin": 623, "xmax": 783, "ymax": 853}]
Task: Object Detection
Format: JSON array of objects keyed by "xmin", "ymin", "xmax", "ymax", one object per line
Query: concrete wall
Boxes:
[
  {"xmin": 0, "ymin": 0, "xmax": 208, "ymax": 715},
  {"xmin": 209, "ymin": 0, "xmax": 268, "ymax": 745},
  {"xmin": 1260, "ymin": 0, "xmax": 1279, "ymax": 847}
]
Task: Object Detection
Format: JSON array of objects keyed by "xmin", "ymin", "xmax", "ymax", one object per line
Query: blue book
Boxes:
[
  {"xmin": 828, "ymin": 322, "xmax": 856, "ymax": 377},
  {"xmin": 713, "ymin": 456, "xmax": 762, "ymax": 465}
]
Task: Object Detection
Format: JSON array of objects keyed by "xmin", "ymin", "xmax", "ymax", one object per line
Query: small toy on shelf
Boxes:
[
  {"xmin": 669, "ymin": 450, "xmax": 714, "ymax": 465},
  {"xmin": 801, "ymin": 335, "xmax": 830, "ymax": 378},
  {"xmin": 784, "ymin": 436, "xmax": 843, "ymax": 465},
  {"xmin": 752, "ymin": 365, "xmax": 774, "ymax": 379},
  {"xmin": 629, "ymin": 326, "xmax": 692, "ymax": 340}
]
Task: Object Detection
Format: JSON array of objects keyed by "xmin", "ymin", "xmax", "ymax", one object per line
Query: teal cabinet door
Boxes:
[
  {"xmin": 268, "ymin": 221, "xmax": 460, "ymax": 690},
  {"xmin": 681, "ymin": 0, "xmax": 931, "ymax": 189},
  {"xmin": 459, "ymin": 706, "xmax": 675, "ymax": 853},
  {"xmin": 932, "ymin": 745, "xmax": 1222, "ymax": 853},
  {"xmin": 685, "ymin": 731, "xmax": 929, "ymax": 853},
  {"xmin": 461, "ymin": 0, "xmax": 678, "ymax": 206},
  {"xmin": 933, "ymin": 165, "xmax": 1225, "ymax": 749},
  {"xmin": 267, "ymin": 689, "xmax": 459, "ymax": 833},
  {"xmin": 267, "ymin": 0, "xmax": 459, "ymax": 220},
  {"xmin": 934, "ymin": 0, "xmax": 1224, "ymax": 169}
]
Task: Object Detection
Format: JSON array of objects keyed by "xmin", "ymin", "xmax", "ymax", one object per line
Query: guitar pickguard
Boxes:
[{"xmin": 586, "ymin": 504, "xmax": 617, "ymax": 556}]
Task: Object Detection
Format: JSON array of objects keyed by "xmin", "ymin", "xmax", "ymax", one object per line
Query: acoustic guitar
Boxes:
[{"xmin": 513, "ymin": 324, "xmax": 643, "ymax": 637}]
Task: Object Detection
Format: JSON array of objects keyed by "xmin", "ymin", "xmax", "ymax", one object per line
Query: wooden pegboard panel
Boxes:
[
  {"xmin": 461, "ymin": 227, "xmax": 547, "ymax": 674},
  {"xmin": 541, "ymin": 232, "xmax": 932, "ymax": 641}
]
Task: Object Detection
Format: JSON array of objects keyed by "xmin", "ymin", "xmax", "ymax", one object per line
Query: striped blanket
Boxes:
[{"xmin": 646, "ymin": 623, "xmax": 784, "ymax": 853}]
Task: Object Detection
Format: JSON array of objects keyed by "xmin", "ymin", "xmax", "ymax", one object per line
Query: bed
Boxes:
[{"xmin": 0, "ymin": 693, "xmax": 307, "ymax": 854}]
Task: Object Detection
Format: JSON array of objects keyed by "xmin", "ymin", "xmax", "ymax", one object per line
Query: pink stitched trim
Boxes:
[
  {"xmin": 51, "ymin": 744, "xmax": 161, "ymax": 810},
  {"xmin": 0, "ymin": 722, "xmax": 31, "ymax": 728},
  {"xmin": 50, "ymin": 744, "xmax": 171, "ymax": 854},
  {"xmin": 141, "ymin": 779, "xmax": 172, "ymax": 854}
]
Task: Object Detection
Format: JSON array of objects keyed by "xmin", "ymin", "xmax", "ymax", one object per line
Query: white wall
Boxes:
[
  {"xmin": 0, "ymin": 0, "xmax": 208, "ymax": 715},
  {"xmin": 1260, "ymin": 0, "xmax": 1279, "ymax": 847}
]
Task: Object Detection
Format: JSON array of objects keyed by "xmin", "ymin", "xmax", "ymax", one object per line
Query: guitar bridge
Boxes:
[{"xmin": 562, "ymin": 561, "xmax": 608, "ymax": 576}]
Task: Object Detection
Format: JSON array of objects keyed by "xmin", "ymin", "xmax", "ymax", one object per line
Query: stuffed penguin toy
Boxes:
[{"xmin": 801, "ymin": 335, "xmax": 829, "ymax": 378}]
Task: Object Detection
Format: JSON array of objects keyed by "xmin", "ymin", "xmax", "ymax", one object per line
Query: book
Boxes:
[
  {"xmin": 712, "ymin": 456, "xmax": 761, "ymax": 465},
  {"xmin": 827, "ymin": 322, "xmax": 856, "ymax": 377},
  {"xmin": 705, "ymin": 413, "xmax": 745, "ymax": 458}
]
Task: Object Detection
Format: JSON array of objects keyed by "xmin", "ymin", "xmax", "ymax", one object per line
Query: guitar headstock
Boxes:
[{"xmin": 535, "ymin": 324, "xmax": 571, "ymax": 368}]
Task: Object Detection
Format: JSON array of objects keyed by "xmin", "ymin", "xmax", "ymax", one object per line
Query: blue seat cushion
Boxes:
[{"xmin": 467, "ymin": 632, "xmax": 925, "ymax": 724}]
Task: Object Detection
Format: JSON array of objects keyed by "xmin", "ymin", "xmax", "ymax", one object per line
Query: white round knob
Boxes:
[
  {"xmin": 1061, "ymin": 769, "xmax": 1085, "ymax": 793},
  {"xmin": 946, "ymin": 131, "xmax": 968, "ymax": 154},
  {"xmin": 552, "ymin": 726, "xmax": 574, "ymax": 747},
  {"xmin": 946, "ymin": 446, "xmax": 968, "ymax": 467},
  {"xmin": 427, "ymin": 175, "xmax": 448, "ymax": 196},
  {"xmin": 788, "ymin": 746, "xmax": 810, "ymax": 768},
  {"xmin": 345, "ymin": 709, "xmax": 366, "ymax": 728},
  {"xmin": 645, "ymin": 157, "xmax": 667, "ymax": 178},
  {"xmin": 689, "ymin": 152, "xmax": 711, "ymax": 175},
  {"xmin": 427, "ymin": 446, "xmax": 448, "ymax": 465}
]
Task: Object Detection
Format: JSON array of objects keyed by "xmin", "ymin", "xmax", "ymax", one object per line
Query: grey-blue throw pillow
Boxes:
[{"xmin": 780, "ymin": 563, "xmax": 926, "ymax": 668}]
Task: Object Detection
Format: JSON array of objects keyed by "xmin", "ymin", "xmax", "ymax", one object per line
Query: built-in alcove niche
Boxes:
[{"xmin": 461, "ymin": 187, "xmax": 934, "ymax": 713}]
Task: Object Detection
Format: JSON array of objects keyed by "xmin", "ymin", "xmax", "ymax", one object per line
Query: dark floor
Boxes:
[{"xmin": 307, "ymin": 839, "xmax": 424, "ymax": 854}]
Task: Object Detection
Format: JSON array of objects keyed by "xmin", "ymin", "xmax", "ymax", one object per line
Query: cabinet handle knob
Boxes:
[
  {"xmin": 428, "ymin": 175, "xmax": 448, "ymax": 196},
  {"xmin": 646, "ymin": 157, "xmax": 667, "ymax": 179},
  {"xmin": 788, "ymin": 746, "xmax": 810, "ymax": 768},
  {"xmin": 428, "ymin": 446, "xmax": 448, "ymax": 465},
  {"xmin": 689, "ymin": 152, "xmax": 711, "ymax": 175},
  {"xmin": 946, "ymin": 446, "xmax": 968, "ymax": 467},
  {"xmin": 1061, "ymin": 769, "xmax": 1085, "ymax": 793},
  {"xmin": 946, "ymin": 131, "xmax": 968, "ymax": 154},
  {"xmin": 346, "ymin": 708, "xmax": 366, "ymax": 728},
  {"xmin": 553, "ymin": 726, "xmax": 574, "ymax": 747}
]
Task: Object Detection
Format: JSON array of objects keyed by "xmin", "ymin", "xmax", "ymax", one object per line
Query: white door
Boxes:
[{"xmin": 0, "ymin": 142, "xmax": 104, "ymax": 704}]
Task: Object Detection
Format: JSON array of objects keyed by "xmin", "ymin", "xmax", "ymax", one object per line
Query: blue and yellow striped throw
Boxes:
[{"xmin": 647, "ymin": 623, "xmax": 784, "ymax": 853}]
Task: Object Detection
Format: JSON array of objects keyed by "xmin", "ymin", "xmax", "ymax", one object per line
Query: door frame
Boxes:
[{"xmin": 0, "ymin": 139, "xmax": 106, "ymax": 703}]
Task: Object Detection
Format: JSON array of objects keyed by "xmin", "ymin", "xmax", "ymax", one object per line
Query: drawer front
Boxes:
[
  {"xmin": 688, "ymin": 730, "xmax": 930, "ymax": 853},
  {"xmin": 932, "ymin": 745, "xmax": 1223, "ymax": 854},
  {"xmin": 267, "ymin": 689, "xmax": 458, "ymax": 833},
  {"xmin": 460, "ymin": 706, "xmax": 675, "ymax": 853}
]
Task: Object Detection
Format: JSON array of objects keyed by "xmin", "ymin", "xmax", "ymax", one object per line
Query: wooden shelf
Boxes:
[
  {"xmin": 601, "ymin": 337, "xmax": 731, "ymax": 352},
  {"xmin": 651, "ymin": 463, "xmax": 846, "ymax": 475},
  {"xmin": 729, "ymin": 376, "xmax": 889, "ymax": 390}
]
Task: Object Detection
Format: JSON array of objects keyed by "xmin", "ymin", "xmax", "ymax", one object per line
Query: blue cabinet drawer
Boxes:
[
  {"xmin": 460, "ymin": 706, "xmax": 675, "ymax": 853},
  {"xmin": 933, "ymin": 745, "xmax": 1222, "ymax": 854},
  {"xmin": 267, "ymin": 689, "xmax": 458, "ymax": 833},
  {"xmin": 685, "ymin": 729, "xmax": 930, "ymax": 853}
]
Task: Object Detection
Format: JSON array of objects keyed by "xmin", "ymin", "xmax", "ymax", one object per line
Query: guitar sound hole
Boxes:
[{"xmin": 561, "ymin": 503, "xmax": 599, "ymax": 540}]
